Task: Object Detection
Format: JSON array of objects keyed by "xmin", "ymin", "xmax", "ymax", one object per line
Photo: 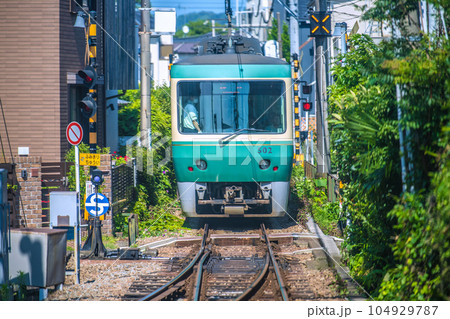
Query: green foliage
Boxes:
[
  {"xmin": 119, "ymin": 89, "xmax": 141, "ymax": 136},
  {"xmin": 174, "ymin": 19, "xmax": 223, "ymax": 38},
  {"xmin": 64, "ymin": 143, "xmax": 110, "ymax": 210},
  {"xmin": 291, "ymin": 165, "xmax": 342, "ymax": 236},
  {"xmin": 328, "ymin": 2, "xmax": 450, "ymax": 300},
  {"xmin": 1, "ymin": 271, "xmax": 27, "ymax": 300},
  {"xmin": 118, "ymin": 85, "xmax": 184, "ymax": 237},
  {"xmin": 268, "ymin": 18, "xmax": 291, "ymax": 62},
  {"xmin": 379, "ymin": 126, "xmax": 450, "ymax": 300},
  {"xmin": 176, "ymin": 11, "xmax": 224, "ymax": 32},
  {"xmin": 119, "ymin": 85, "xmax": 172, "ymax": 138}
]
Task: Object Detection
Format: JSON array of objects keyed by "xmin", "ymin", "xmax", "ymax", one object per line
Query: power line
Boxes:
[
  {"xmin": 0, "ymin": 98, "xmax": 28, "ymax": 227},
  {"xmin": 332, "ymin": 0, "xmax": 364, "ymax": 10}
]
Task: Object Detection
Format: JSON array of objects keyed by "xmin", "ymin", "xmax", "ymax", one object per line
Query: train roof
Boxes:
[
  {"xmin": 174, "ymin": 54, "xmax": 289, "ymax": 66},
  {"xmin": 171, "ymin": 36, "xmax": 291, "ymax": 79}
]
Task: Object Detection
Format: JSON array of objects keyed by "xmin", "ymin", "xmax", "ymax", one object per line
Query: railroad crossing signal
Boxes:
[
  {"xmin": 78, "ymin": 66, "xmax": 97, "ymax": 89},
  {"xmin": 310, "ymin": 12, "xmax": 332, "ymax": 37},
  {"xmin": 303, "ymin": 101, "xmax": 312, "ymax": 112},
  {"xmin": 79, "ymin": 93, "xmax": 97, "ymax": 118},
  {"xmin": 90, "ymin": 168, "xmax": 104, "ymax": 187}
]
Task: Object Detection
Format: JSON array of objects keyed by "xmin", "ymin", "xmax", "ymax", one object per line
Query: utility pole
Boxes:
[
  {"xmin": 277, "ymin": 12, "xmax": 283, "ymax": 59},
  {"xmin": 236, "ymin": 0, "xmax": 241, "ymax": 35},
  {"xmin": 290, "ymin": 0, "xmax": 301, "ymax": 145},
  {"xmin": 140, "ymin": 0, "xmax": 151, "ymax": 149},
  {"xmin": 314, "ymin": 0, "xmax": 330, "ymax": 175},
  {"xmin": 289, "ymin": 1, "xmax": 299, "ymax": 59}
]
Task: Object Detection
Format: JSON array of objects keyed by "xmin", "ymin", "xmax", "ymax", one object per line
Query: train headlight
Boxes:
[
  {"xmin": 259, "ymin": 159, "xmax": 271, "ymax": 170},
  {"xmin": 196, "ymin": 159, "xmax": 207, "ymax": 170}
]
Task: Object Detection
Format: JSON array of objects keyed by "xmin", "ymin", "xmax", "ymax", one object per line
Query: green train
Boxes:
[{"xmin": 171, "ymin": 36, "xmax": 294, "ymax": 217}]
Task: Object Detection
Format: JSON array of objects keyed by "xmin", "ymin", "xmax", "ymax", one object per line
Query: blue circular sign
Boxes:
[{"xmin": 85, "ymin": 193, "xmax": 110, "ymax": 217}]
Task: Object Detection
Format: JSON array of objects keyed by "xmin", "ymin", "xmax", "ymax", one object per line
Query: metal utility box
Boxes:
[
  {"xmin": 9, "ymin": 228, "xmax": 67, "ymax": 287},
  {"xmin": 50, "ymin": 191, "xmax": 77, "ymax": 227}
]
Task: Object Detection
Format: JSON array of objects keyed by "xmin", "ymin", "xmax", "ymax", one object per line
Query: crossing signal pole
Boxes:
[
  {"xmin": 87, "ymin": 19, "xmax": 98, "ymax": 154},
  {"xmin": 312, "ymin": 0, "xmax": 332, "ymax": 175},
  {"xmin": 81, "ymin": 169, "xmax": 107, "ymax": 258}
]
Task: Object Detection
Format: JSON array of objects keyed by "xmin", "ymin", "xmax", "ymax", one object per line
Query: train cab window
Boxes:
[{"xmin": 177, "ymin": 81, "xmax": 286, "ymax": 134}]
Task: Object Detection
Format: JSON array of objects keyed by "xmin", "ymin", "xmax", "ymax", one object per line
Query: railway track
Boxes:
[{"xmin": 124, "ymin": 224, "xmax": 325, "ymax": 301}]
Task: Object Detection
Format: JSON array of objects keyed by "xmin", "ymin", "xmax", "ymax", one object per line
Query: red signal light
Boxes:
[
  {"xmin": 188, "ymin": 166, "xmax": 193, "ymax": 171},
  {"xmin": 303, "ymin": 102, "xmax": 312, "ymax": 112},
  {"xmin": 77, "ymin": 66, "xmax": 97, "ymax": 89},
  {"xmin": 79, "ymin": 94, "xmax": 97, "ymax": 118}
]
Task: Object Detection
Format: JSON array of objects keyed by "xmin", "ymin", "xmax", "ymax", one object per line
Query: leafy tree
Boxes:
[
  {"xmin": 176, "ymin": 11, "xmax": 224, "ymax": 32},
  {"xmin": 268, "ymin": 18, "xmax": 291, "ymax": 62},
  {"xmin": 328, "ymin": 1, "xmax": 450, "ymax": 300},
  {"xmin": 174, "ymin": 19, "xmax": 223, "ymax": 38},
  {"xmin": 118, "ymin": 84, "xmax": 181, "ymax": 235}
]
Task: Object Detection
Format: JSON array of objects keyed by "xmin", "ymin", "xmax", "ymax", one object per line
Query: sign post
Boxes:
[
  {"xmin": 66, "ymin": 122, "xmax": 83, "ymax": 285},
  {"xmin": 82, "ymin": 191, "xmax": 109, "ymax": 257}
]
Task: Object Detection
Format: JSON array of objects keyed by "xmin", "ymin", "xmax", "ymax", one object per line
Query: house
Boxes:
[
  {"xmin": 0, "ymin": 0, "xmax": 137, "ymax": 162},
  {"xmin": 0, "ymin": 0, "xmax": 137, "ymax": 229}
]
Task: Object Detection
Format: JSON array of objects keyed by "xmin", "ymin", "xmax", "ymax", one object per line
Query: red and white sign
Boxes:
[{"xmin": 66, "ymin": 121, "xmax": 83, "ymax": 145}]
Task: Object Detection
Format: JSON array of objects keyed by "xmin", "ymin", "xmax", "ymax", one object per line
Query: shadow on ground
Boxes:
[{"xmin": 182, "ymin": 192, "xmax": 306, "ymax": 232}]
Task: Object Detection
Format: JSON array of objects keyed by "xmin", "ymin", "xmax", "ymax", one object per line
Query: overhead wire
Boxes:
[
  {"xmin": 69, "ymin": 0, "xmax": 372, "ymax": 299},
  {"xmin": 331, "ymin": 0, "xmax": 363, "ymax": 10},
  {"xmin": 0, "ymin": 98, "xmax": 28, "ymax": 227}
]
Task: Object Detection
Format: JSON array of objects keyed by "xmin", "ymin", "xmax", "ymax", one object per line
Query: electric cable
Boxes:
[
  {"xmin": 262, "ymin": 0, "xmax": 274, "ymax": 24},
  {"xmin": 0, "ymin": 98, "xmax": 28, "ymax": 227}
]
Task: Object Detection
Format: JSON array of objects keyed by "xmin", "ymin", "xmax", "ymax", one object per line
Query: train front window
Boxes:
[{"xmin": 178, "ymin": 81, "xmax": 286, "ymax": 134}]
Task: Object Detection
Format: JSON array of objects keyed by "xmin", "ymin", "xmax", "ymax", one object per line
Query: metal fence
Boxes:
[
  {"xmin": 304, "ymin": 161, "xmax": 340, "ymax": 203},
  {"xmin": 0, "ymin": 163, "xmax": 18, "ymax": 227},
  {"xmin": 111, "ymin": 162, "xmax": 136, "ymax": 215}
]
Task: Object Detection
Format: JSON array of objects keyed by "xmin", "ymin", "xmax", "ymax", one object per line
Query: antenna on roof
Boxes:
[
  {"xmin": 225, "ymin": 0, "xmax": 233, "ymax": 29},
  {"xmin": 225, "ymin": 0, "xmax": 233, "ymax": 52}
]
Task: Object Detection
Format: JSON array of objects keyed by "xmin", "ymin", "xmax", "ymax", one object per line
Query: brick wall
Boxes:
[
  {"xmin": 14, "ymin": 156, "xmax": 43, "ymax": 228},
  {"xmin": 98, "ymin": 154, "xmax": 113, "ymax": 236},
  {"xmin": 10, "ymin": 154, "xmax": 114, "ymax": 237}
]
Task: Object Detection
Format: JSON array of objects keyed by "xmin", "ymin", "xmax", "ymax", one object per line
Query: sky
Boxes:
[{"xmin": 149, "ymin": 0, "xmax": 240, "ymax": 14}]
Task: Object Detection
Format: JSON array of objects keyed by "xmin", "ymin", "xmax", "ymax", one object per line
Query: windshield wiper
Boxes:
[{"xmin": 219, "ymin": 128, "xmax": 269, "ymax": 145}]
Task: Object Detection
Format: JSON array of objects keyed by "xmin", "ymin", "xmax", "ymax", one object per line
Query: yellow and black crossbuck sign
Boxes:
[{"xmin": 309, "ymin": 11, "xmax": 332, "ymax": 37}]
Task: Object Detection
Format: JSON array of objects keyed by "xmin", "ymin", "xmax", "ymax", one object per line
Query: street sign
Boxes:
[
  {"xmin": 85, "ymin": 193, "xmax": 110, "ymax": 217},
  {"xmin": 66, "ymin": 122, "xmax": 83, "ymax": 145},
  {"xmin": 80, "ymin": 153, "xmax": 101, "ymax": 166}
]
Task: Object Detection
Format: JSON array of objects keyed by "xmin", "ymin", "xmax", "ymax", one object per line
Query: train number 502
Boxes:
[{"xmin": 258, "ymin": 147, "xmax": 272, "ymax": 154}]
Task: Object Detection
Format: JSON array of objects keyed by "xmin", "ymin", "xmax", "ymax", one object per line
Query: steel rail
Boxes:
[
  {"xmin": 234, "ymin": 252, "xmax": 270, "ymax": 301},
  {"xmin": 140, "ymin": 224, "xmax": 209, "ymax": 301},
  {"xmin": 193, "ymin": 249, "xmax": 211, "ymax": 301},
  {"xmin": 261, "ymin": 223, "xmax": 289, "ymax": 301}
]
